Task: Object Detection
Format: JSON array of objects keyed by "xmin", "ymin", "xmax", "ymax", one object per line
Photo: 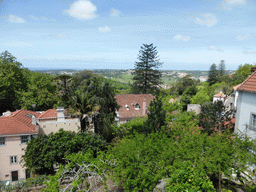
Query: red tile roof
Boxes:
[
  {"xmin": 0, "ymin": 110, "xmax": 40, "ymax": 135},
  {"xmin": 115, "ymin": 94, "xmax": 154, "ymax": 119},
  {"xmin": 38, "ymin": 109, "xmax": 57, "ymax": 118},
  {"xmin": 237, "ymin": 71, "xmax": 256, "ymax": 93},
  {"xmin": 213, "ymin": 92, "xmax": 226, "ymax": 98}
]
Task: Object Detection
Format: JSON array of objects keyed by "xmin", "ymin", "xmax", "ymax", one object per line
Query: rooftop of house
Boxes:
[
  {"xmin": 237, "ymin": 70, "xmax": 256, "ymax": 94},
  {"xmin": 0, "ymin": 109, "xmax": 40, "ymax": 135},
  {"xmin": 213, "ymin": 91, "xmax": 226, "ymax": 98},
  {"xmin": 38, "ymin": 109, "xmax": 58, "ymax": 119},
  {"xmin": 114, "ymin": 94, "xmax": 154, "ymax": 118}
]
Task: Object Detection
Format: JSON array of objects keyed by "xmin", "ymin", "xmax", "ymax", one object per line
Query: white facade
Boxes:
[{"xmin": 235, "ymin": 91, "xmax": 256, "ymax": 139}]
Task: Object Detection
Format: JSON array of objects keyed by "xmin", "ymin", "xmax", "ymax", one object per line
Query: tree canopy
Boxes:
[{"xmin": 132, "ymin": 43, "xmax": 162, "ymax": 94}]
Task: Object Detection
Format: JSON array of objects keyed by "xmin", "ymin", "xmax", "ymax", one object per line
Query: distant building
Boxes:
[
  {"xmin": 37, "ymin": 107, "xmax": 81, "ymax": 135},
  {"xmin": 114, "ymin": 94, "xmax": 154, "ymax": 124},
  {"xmin": 199, "ymin": 76, "xmax": 208, "ymax": 82},
  {"xmin": 213, "ymin": 91, "xmax": 226, "ymax": 103},
  {"xmin": 187, "ymin": 104, "xmax": 201, "ymax": 115}
]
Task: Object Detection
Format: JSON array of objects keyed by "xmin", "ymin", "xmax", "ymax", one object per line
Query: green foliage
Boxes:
[
  {"xmin": 113, "ymin": 117, "xmax": 147, "ymax": 139},
  {"xmin": 191, "ymin": 89, "xmax": 211, "ymax": 105},
  {"xmin": 0, "ymin": 52, "xmax": 27, "ymax": 113},
  {"xmin": 109, "ymin": 133, "xmax": 174, "ymax": 191},
  {"xmin": 208, "ymin": 63, "xmax": 219, "ymax": 86},
  {"xmin": 0, "ymin": 175, "xmax": 48, "ymax": 191},
  {"xmin": 22, "ymin": 129, "xmax": 107, "ymax": 175},
  {"xmin": 231, "ymin": 64, "xmax": 256, "ymax": 85},
  {"xmin": 43, "ymin": 151, "xmax": 108, "ymax": 192},
  {"xmin": 176, "ymin": 75, "xmax": 198, "ymax": 95},
  {"xmin": 165, "ymin": 161, "xmax": 215, "ymax": 192},
  {"xmin": 199, "ymin": 100, "xmax": 234, "ymax": 135},
  {"xmin": 218, "ymin": 60, "xmax": 226, "ymax": 76},
  {"xmin": 74, "ymin": 76, "xmax": 119, "ymax": 142},
  {"xmin": 180, "ymin": 94, "xmax": 191, "ymax": 111},
  {"xmin": 132, "ymin": 43, "xmax": 163, "ymax": 94},
  {"xmin": 19, "ymin": 69, "xmax": 58, "ymax": 110},
  {"xmin": 145, "ymin": 93, "xmax": 166, "ymax": 134}
]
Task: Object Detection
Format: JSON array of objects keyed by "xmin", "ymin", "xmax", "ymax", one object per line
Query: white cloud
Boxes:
[
  {"xmin": 173, "ymin": 35, "xmax": 190, "ymax": 41},
  {"xmin": 7, "ymin": 15, "xmax": 25, "ymax": 23},
  {"xmin": 236, "ymin": 34, "xmax": 251, "ymax": 40},
  {"xmin": 99, "ymin": 25, "xmax": 111, "ymax": 32},
  {"xmin": 222, "ymin": 0, "xmax": 246, "ymax": 10},
  {"xmin": 195, "ymin": 13, "xmax": 218, "ymax": 27},
  {"xmin": 64, "ymin": 0, "xmax": 97, "ymax": 20},
  {"xmin": 208, "ymin": 45, "xmax": 224, "ymax": 52},
  {"xmin": 110, "ymin": 8, "xmax": 121, "ymax": 16}
]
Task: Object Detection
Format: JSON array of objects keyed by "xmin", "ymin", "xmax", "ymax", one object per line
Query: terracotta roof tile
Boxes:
[
  {"xmin": 214, "ymin": 92, "xmax": 226, "ymax": 98},
  {"xmin": 237, "ymin": 71, "xmax": 256, "ymax": 93},
  {"xmin": 38, "ymin": 109, "xmax": 57, "ymax": 118},
  {"xmin": 115, "ymin": 94, "xmax": 154, "ymax": 119},
  {"xmin": 0, "ymin": 110, "xmax": 39, "ymax": 135}
]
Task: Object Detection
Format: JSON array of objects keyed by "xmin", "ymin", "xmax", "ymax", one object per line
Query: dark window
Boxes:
[
  {"xmin": 26, "ymin": 169, "xmax": 31, "ymax": 179},
  {"xmin": 21, "ymin": 136, "xmax": 29, "ymax": 144},
  {"xmin": 0, "ymin": 137, "xmax": 5, "ymax": 145},
  {"xmin": 11, "ymin": 171, "xmax": 18, "ymax": 181},
  {"xmin": 251, "ymin": 114, "xmax": 256, "ymax": 130}
]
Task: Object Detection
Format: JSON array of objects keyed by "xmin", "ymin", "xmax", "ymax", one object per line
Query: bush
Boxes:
[{"xmin": 165, "ymin": 161, "xmax": 215, "ymax": 192}]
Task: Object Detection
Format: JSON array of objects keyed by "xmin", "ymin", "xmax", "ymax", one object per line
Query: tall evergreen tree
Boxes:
[
  {"xmin": 207, "ymin": 63, "xmax": 218, "ymax": 86},
  {"xmin": 218, "ymin": 60, "xmax": 225, "ymax": 76},
  {"xmin": 132, "ymin": 44, "xmax": 163, "ymax": 94}
]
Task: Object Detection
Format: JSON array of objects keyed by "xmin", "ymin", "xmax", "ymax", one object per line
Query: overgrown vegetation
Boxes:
[{"xmin": 2, "ymin": 50, "xmax": 256, "ymax": 191}]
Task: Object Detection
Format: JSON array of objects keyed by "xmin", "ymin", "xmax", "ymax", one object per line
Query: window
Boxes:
[
  {"xmin": 0, "ymin": 137, "xmax": 5, "ymax": 145},
  {"xmin": 21, "ymin": 136, "xmax": 29, "ymax": 144},
  {"xmin": 10, "ymin": 156, "xmax": 17, "ymax": 164},
  {"xmin": 11, "ymin": 171, "xmax": 18, "ymax": 181},
  {"xmin": 135, "ymin": 103, "xmax": 140, "ymax": 110},
  {"xmin": 251, "ymin": 114, "xmax": 256, "ymax": 130}
]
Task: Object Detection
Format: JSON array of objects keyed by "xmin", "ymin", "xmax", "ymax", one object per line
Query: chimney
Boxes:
[
  {"xmin": 251, "ymin": 67, "xmax": 256, "ymax": 73},
  {"xmin": 2, "ymin": 110, "xmax": 12, "ymax": 117},
  {"xmin": 57, "ymin": 107, "xmax": 65, "ymax": 122},
  {"xmin": 142, "ymin": 99, "xmax": 146, "ymax": 116},
  {"xmin": 32, "ymin": 114, "xmax": 36, "ymax": 125}
]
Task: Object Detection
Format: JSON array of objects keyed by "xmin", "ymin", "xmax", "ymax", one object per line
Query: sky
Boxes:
[{"xmin": 0, "ymin": 0, "xmax": 256, "ymax": 70}]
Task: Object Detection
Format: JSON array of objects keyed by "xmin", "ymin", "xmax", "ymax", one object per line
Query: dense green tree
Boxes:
[
  {"xmin": 191, "ymin": 89, "xmax": 211, "ymax": 105},
  {"xmin": 176, "ymin": 75, "xmax": 197, "ymax": 95},
  {"xmin": 19, "ymin": 70, "xmax": 58, "ymax": 111},
  {"xmin": 72, "ymin": 70, "xmax": 95, "ymax": 89},
  {"xmin": 231, "ymin": 64, "xmax": 256, "ymax": 85},
  {"xmin": 207, "ymin": 63, "xmax": 219, "ymax": 86},
  {"xmin": 199, "ymin": 100, "xmax": 234, "ymax": 135},
  {"xmin": 218, "ymin": 60, "xmax": 226, "ymax": 76},
  {"xmin": 145, "ymin": 93, "xmax": 166, "ymax": 134},
  {"xmin": 180, "ymin": 94, "xmax": 191, "ymax": 111},
  {"xmin": 132, "ymin": 43, "xmax": 163, "ymax": 94},
  {"xmin": 21, "ymin": 129, "xmax": 107, "ymax": 175},
  {"xmin": 0, "ymin": 50, "xmax": 22, "ymax": 66},
  {"xmin": 74, "ymin": 76, "xmax": 119, "ymax": 142},
  {"xmin": 54, "ymin": 74, "xmax": 73, "ymax": 108},
  {"xmin": 0, "ymin": 53, "xmax": 27, "ymax": 113}
]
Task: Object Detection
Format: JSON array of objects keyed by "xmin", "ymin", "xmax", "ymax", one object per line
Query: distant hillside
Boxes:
[{"xmin": 34, "ymin": 69, "xmax": 234, "ymax": 85}]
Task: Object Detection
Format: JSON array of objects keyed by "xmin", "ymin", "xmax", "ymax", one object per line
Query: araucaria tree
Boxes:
[
  {"xmin": 132, "ymin": 44, "xmax": 163, "ymax": 94},
  {"xmin": 207, "ymin": 63, "xmax": 218, "ymax": 86}
]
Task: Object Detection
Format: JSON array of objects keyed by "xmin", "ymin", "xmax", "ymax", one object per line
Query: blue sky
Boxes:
[{"xmin": 0, "ymin": 0, "xmax": 256, "ymax": 70}]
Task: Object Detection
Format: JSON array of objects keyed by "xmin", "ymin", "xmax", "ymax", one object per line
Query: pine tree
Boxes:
[
  {"xmin": 207, "ymin": 63, "xmax": 218, "ymax": 86},
  {"xmin": 218, "ymin": 60, "xmax": 225, "ymax": 76},
  {"xmin": 145, "ymin": 93, "xmax": 166, "ymax": 134},
  {"xmin": 132, "ymin": 44, "xmax": 163, "ymax": 94}
]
